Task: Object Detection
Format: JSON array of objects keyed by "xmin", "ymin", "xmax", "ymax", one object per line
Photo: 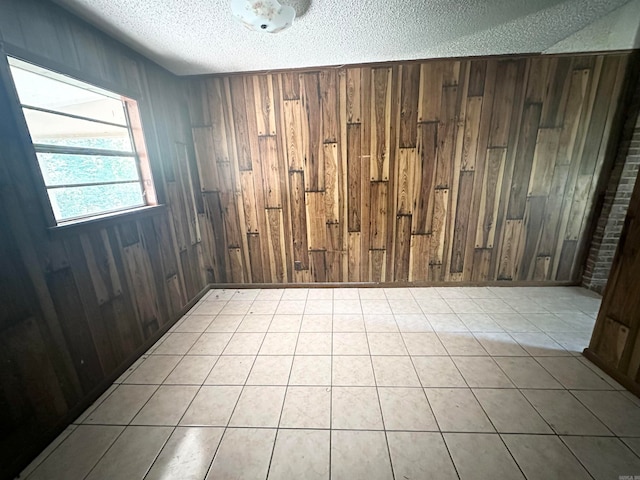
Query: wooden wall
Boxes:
[
  {"xmin": 585, "ymin": 85, "xmax": 640, "ymax": 395},
  {"xmin": 0, "ymin": 1, "xmax": 206, "ymax": 478},
  {"xmin": 187, "ymin": 53, "xmax": 631, "ymax": 284}
]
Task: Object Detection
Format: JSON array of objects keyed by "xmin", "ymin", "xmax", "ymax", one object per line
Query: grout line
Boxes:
[
  {"xmin": 363, "ymin": 294, "xmax": 396, "ymax": 480},
  {"xmin": 201, "ymin": 288, "xmax": 270, "ymax": 480},
  {"xmin": 265, "ymin": 289, "xmax": 307, "ymax": 479}
]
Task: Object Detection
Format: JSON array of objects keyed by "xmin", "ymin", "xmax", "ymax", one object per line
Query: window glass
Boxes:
[{"xmin": 8, "ymin": 57, "xmax": 155, "ymax": 223}]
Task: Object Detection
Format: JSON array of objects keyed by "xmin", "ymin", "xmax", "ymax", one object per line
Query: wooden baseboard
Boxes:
[
  {"xmin": 583, "ymin": 348, "xmax": 640, "ymax": 398},
  {"xmin": 206, "ymin": 280, "xmax": 580, "ymax": 289}
]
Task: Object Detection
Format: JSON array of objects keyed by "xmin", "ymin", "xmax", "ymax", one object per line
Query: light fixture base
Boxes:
[{"xmin": 230, "ymin": 0, "xmax": 296, "ymax": 33}]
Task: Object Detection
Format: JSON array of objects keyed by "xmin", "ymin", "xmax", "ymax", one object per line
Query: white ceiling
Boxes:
[{"xmin": 53, "ymin": 0, "xmax": 640, "ymax": 75}]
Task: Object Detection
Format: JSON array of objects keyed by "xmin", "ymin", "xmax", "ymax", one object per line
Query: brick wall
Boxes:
[{"xmin": 582, "ymin": 81, "xmax": 640, "ymax": 293}]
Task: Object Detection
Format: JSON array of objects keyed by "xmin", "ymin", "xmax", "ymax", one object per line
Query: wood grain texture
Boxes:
[
  {"xmin": 188, "ymin": 53, "xmax": 630, "ymax": 284},
  {"xmin": 0, "ymin": 1, "xmax": 207, "ymax": 477}
]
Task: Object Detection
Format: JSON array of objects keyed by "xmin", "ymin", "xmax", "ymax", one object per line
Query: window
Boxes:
[{"xmin": 8, "ymin": 57, "xmax": 156, "ymax": 224}]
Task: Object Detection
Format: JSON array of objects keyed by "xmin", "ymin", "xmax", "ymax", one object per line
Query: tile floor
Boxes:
[{"xmin": 19, "ymin": 286, "xmax": 640, "ymax": 480}]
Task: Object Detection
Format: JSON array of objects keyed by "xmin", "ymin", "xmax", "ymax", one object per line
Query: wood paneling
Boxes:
[
  {"xmin": 587, "ymin": 161, "xmax": 640, "ymax": 391},
  {"xmin": 188, "ymin": 54, "xmax": 630, "ymax": 283},
  {"xmin": 0, "ymin": 1, "xmax": 207, "ymax": 478}
]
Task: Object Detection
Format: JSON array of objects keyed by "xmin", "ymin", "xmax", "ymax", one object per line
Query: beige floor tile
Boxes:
[
  {"xmin": 457, "ymin": 313, "xmax": 504, "ymax": 332},
  {"xmin": 223, "ymin": 332, "xmax": 265, "ymax": 355},
  {"xmin": 426, "ymin": 313, "xmax": 468, "ymax": 331},
  {"xmin": 445, "ymin": 298, "xmax": 485, "ymax": 314},
  {"xmin": 371, "ymin": 356, "xmax": 421, "ymax": 387},
  {"xmin": 426, "ymin": 388, "xmax": 494, "ymax": 432},
  {"xmin": 246, "ymin": 355, "xmax": 293, "ymax": 385},
  {"xmin": 255, "ymin": 290, "xmax": 284, "ymax": 301},
  {"xmin": 572, "ymin": 390, "xmax": 640, "ymax": 436},
  {"xmin": 296, "ymin": 332, "xmax": 332, "ymax": 355},
  {"xmin": 173, "ymin": 315, "xmax": 214, "ymax": 333},
  {"xmin": 511, "ymin": 332, "xmax": 570, "ymax": 356},
  {"xmin": 206, "ymin": 315, "xmax": 243, "ymax": 332},
  {"xmin": 145, "ymin": 427, "xmax": 223, "ymax": 480},
  {"xmin": 304, "ymin": 300, "xmax": 333, "ymax": 314},
  {"xmin": 123, "ymin": 355, "xmax": 182, "ymax": 384},
  {"xmin": 180, "ymin": 386, "xmax": 242, "ymax": 426},
  {"xmin": 207, "ymin": 428, "xmax": 276, "ymax": 480},
  {"xmin": 248, "ymin": 301, "xmax": 279, "ymax": 315},
  {"xmin": 409, "ymin": 287, "xmax": 443, "ymax": 300},
  {"xmin": 388, "ymin": 298, "xmax": 422, "ymax": 314},
  {"xmin": 27, "ymin": 425, "xmax": 123, "ymax": 480},
  {"xmin": 332, "ymin": 386, "xmax": 383, "ymax": 430},
  {"xmin": 490, "ymin": 313, "xmax": 540, "ymax": 332},
  {"xmin": 220, "ymin": 300, "xmax": 253, "ymax": 315},
  {"xmin": 85, "ymin": 426, "xmax": 172, "ymax": 480},
  {"xmin": 331, "ymin": 430, "xmax": 393, "ymax": 480},
  {"xmin": 289, "ymin": 356, "xmax": 332, "ymax": 385},
  {"xmin": 332, "ymin": 332, "xmax": 369, "ymax": 355},
  {"xmin": 276, "ymin": 300, "xmax": 306, "ymax": 315},
  {"xmin": 562, "ymin": 436, "xmax": 640, "ymax": 480},
  {"xmin": 387, "ymin": 432, "xmax": 458, "ymax": 480},
  {"xmin": 444, "ymin": 433, "xmax": 525, "ymax": 480},
  {"xmin": 18, "ymin": 425, "xmax": 77, "ymax": 478},
  {"xmin": 394, "ymin": 314, "xmax": 433, "ymax": 332},
  {"xmin": 229, "ymin": 386, "xmax": 286, "ymax": 427},
  {"xmin": 236, "ymin": 314, "xmax": 273, "ymax": 332},
  {"xmin": 358, "ymin": 288, "xmax": 387, "ymax": 300},
  {"xmin": 188, "ymin": 333, "xmax": 233, "ymax": 355},
  {"xmin": 333, "ymin": 300, "xmax": 362, "ymax": 315},
  {"xmin": 453, "ymin": 356, "xmax": 514, "ymax": 387},
  {"xmin": 281, "ymin": 289, "xmax": 309, "ymax": 300},
  {"xmin": 402, "ymin": 332, "xmax": 447, "ymax": 355},
  {"xmin": 131, "ymin": 385, "xmax": 198, "ymax": 426},
  {"xmin": 192, "ymin": 301, "xmax": 226, "ymax": 316},
  {"xmin": 301, "ymin": 314, "xmax": 333, "ymax": 332},
  {"xmin": 259, "ymin": 332, "xmax": 298, "ymax": 355},
  {"xmin": 378, "ymin": 387, "xmax": 437, "ymax": 431},
  {"xmin": 204, "ymin": 355, "xmax": 254, "ymax": 385},
  {"xmin": 268, "ymin": 429, "xmax": 330, "ymax": 480},
  {"xmin": 269, "ymin": 314, "xmax": 303, "ymax": 332},
  {"xmin": 332, "ymin": 314, "xmax": 366, "ymax": 332},
  {"xmin": 437, "ymin": 331, "xmax": 488, "ymax": 355},
  {"xmin": 436, "ymin": 287, "xmax": 469, "ymax": 299},
  {"xmin": 363, "ymin": 314, "xmax": 398, "ymax": 332},
  {"xmin": 473, "ymin": 389, "xmax": 551, "ymax": 434},
  {"xmin": 84, "ymin": 385, "xmax": 157, "ymax": 425},
  {"xmin": 361, "ymin": 300, "xmax": 393, "ymax": 315},
  {"xmin": 307, "ymin": 289, "xmax": 333, "ymax": 300},
  {"xmin": 473, "ymin": 299, "xmax": 515, "ymax": 314},
  {"xmin": 536, "ymin": 357, "xmax": 612, "ymax": 390},
  {"xmin": 502, "ymin": 434, "xmax": 591, "ymax": 480},
  {"xmin": 280, "ymin": 386, "xmax": 331, "ymax": 428},
  {"xmin": 521, "ymin": 389, "xmax": 611, "ymax": 435},
  {"xmin": 494, "ymin": 357, "xmax": 562, "ymax": 389},
  {"xmin": 419, "ymin": 299, "xmax": 454, "ymax": 314},
  {"xmin": 367, "ymin": 332, "xmax": 408, "ymax": 355},
  {"xmin": 384, "ymin": 287, "xmax": 414, "ymax": 299},
  {"xmin": 413, "ymin": 356, "xmax": 467, "ymax": 387},
  {"xmin": 332, "ymin": 288, "xmax": 359, "ymax": 300},
  {"xmin": 473, "ymin": 332, "xmax": 529, "ymax": 356},
  {"xmin": 332, "ymin": 356, "xmax": 376, "ymax": 386},
  {"xmin": 231, "ymin": 289, "xmax": 261, "ymax": 301},
  {"xmin": 164, "ymin": 355, "xmax": 218, "ymax": 385}
]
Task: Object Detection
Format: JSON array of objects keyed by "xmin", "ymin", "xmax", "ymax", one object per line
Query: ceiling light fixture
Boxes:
[{"xmin": 230, "ymin": 0, "xmax": 296, "ymax": 33}]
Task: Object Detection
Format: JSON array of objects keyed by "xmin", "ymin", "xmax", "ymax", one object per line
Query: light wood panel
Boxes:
[
  {"xmin": 188, "ymin": 53, "xmax": 630, "ymax": 283},
  {"xmin": 0, "ymin": 1, "xmax": 207, "ymax": 478}
]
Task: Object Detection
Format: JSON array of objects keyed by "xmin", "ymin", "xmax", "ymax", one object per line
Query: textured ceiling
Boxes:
[{"xmin": 53, "ymin": 0, "xmax": 640, "ymax": 75}]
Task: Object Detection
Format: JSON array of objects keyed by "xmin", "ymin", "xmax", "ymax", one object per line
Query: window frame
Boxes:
[{"xmin": 6, "ymin": 55, "xmax": 158, "ymax": 227}]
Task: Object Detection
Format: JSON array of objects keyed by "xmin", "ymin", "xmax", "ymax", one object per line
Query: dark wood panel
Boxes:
[
  {"xmin": 187, "ymin": 53, "xmax": 630, "ymax": 285},
  {"xmin": 0, "ymin": 1, "xmax": 208, "ymax": 478}
]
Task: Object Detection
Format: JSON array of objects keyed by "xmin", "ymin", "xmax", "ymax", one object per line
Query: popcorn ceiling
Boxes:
[{"xmin": 54, "ymin": 0, "xmax": 639, "ymax": 75}]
